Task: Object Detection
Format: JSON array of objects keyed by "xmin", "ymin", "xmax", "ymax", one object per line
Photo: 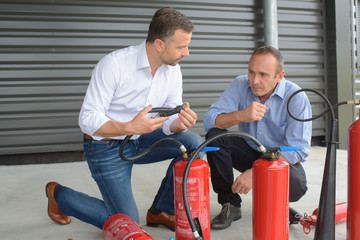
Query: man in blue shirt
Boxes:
[{"xmin": 203, "ymin": 46, "xmax": 312, "ymax": 229}]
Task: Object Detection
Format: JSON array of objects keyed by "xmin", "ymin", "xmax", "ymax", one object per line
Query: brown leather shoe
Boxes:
[
  {"xmin": 45, "ymin": 182, "xmax": 71, "ymax": 225},
  {"xmin": 146, "ymin": 210, "xmax": 175, "ymax": 231}
]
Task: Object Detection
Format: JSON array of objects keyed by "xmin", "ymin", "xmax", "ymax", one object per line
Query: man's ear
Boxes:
[
  {"xmin": 154, "ymin": 39, "xmax": 165, "ymax": 52},
  {"xmin": 277, "ymin": 70, "xmax": 285, "ymax": 83}
]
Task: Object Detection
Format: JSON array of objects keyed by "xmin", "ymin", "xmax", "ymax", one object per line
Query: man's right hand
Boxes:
[
  {"xmin": 94, "ymin": 105, "xmax": 168, "ymax": 137},
  {"xmin": 214, "ymin": 101, "xmax": 268, "ymax": 129},
  {"xmin": 128, "ymin": 105, "xmax": 169, "ymax": 135},
  {"xmin": 240, "ymin": 102, "xmax": 268, "ymax": 122}
]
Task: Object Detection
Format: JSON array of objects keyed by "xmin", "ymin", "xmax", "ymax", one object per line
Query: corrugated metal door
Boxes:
[
  {"xmin": 277, "ymin": 0, "xmax": 326, "ymax": 136},
  {"xmin": 0, "ymin": 0, "xmax": 326, "ymax": 156}
]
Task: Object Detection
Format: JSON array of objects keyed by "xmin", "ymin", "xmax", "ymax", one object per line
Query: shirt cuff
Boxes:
[
  {"xmin": 162, "ymin": 114, "xmax": 178, "ymax": 135},
  {"xmin": 79, "ymin": 112, "xmax": 111, "ymax": 138},
  {"xmin": 281, "ymin": 151, "xmax": 304, "ymax": 165}
]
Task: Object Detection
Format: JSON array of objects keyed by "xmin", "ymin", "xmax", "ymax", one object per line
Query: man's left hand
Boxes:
[
  {"xmin": 232, "ymin": 168, "xmax": 253, "ymax": 194},
  {"xmin": 170, "ymin": 102, "xmax": 197, "ymax": 133}
]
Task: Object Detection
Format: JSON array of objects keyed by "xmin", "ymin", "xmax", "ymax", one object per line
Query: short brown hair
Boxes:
[
  {"xmin": 251, "ymin": 46, "xmax": 284, "ymax": 74},
  {"xmin": 146, "ymin": 7, "xmax": 194, "ymax": 43}
]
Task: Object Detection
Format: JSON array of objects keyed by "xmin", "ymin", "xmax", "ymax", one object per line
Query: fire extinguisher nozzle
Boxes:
[
  {"xmin": 259, "ymin": 145, "xmax": 266, "ymax": 153},
  {"xmin": 180, "ymin": 145, "xmax": 186, "ymax": 153},
  {"xmin": 192, "ymin": 231, "xmax": 202, "ymax": 240}
]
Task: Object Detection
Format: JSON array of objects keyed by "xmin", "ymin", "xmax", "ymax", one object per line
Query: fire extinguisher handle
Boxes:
[
  {"xmin": 197, "ymin": 147, "xmax": 220, "ymax": 159},
  {"xmin": 201, "ymin": 147, "xmax": 220, "ymax": 152},
  {"xmin": 279, "ymin": 146, "xmax": 302, "ymax": 152}
]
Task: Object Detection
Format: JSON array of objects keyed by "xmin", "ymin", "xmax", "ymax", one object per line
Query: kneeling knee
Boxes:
[
  {"xmin": 289, "ymin": 181, "xmax": 308, "ymax": 202},
  {"xmin": 205, "ymin": 128, "xmax": 227, "ymax": 140}
]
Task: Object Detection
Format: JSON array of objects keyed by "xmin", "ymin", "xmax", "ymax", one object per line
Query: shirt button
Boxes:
[{"xmin": 259, "ymin": 131, "xmax": 262, "ymax": 135}]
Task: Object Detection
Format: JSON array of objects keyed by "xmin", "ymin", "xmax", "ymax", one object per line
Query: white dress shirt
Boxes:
[{"xmin": 79, "ymin": 41, "xmax": 183, "ymax": 140}]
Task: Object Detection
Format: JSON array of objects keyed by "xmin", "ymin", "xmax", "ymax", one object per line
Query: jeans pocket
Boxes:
[{"xmin": 88, "ymin": 140, "xmax": 117, "ymax": 157}]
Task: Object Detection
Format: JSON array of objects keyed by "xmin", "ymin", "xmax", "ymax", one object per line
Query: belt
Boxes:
[{"xmin": 84, "ymin": 134, "xmax": 117, "ymax": 141}]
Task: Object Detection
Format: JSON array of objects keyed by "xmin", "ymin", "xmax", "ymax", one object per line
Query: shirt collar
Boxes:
[
  {"xmin": 272, "ymin": 78, "xmax": 286, "ymax": 99},
  {"xmin": 137, "ymin": 41, "xmax": 150, "ymax": 70},
  {"xmin": 136, "ymin": 41, "xmax": 171, "ymax": 72}
]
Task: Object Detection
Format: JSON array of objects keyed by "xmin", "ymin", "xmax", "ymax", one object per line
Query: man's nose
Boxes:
[
  {"xmin": 252, "ymin": 74, "xmax": 261, "ymax": 84},
  {"xmin": 182, "ymin": 47, "xmax": 189, "ymax": 57}
]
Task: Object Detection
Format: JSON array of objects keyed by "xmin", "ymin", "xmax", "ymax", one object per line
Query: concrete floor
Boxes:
[{"xmin": 0, "ymin": 146, "xmax": 348, "ymax": 240}]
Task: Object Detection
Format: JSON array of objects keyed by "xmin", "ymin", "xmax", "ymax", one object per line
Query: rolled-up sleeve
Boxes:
[
  {"xmin": 204, "ymin": 76, "xmax": 244, "ymax": 132},
  {"xmin": 78, "ymin": 56, "xmax": 119, "ymax": 138}
]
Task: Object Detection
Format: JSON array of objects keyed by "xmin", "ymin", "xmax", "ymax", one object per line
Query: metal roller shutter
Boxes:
[
  {"xmin": 0, "ymin": 0, "xmax": 326, "ymax": 156},
  {"xmin": 277, "ymin": 0, "xmax": 326, "ymax": 136}
]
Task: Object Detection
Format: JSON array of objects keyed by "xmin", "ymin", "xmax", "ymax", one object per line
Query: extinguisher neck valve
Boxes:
[
  {"xmin": 180, "ymin": 145, "xmax": 188, "ymax": 159},
  {"xmin": 261, "ymin": 148, "xmax": 281, "ymax": 160}
]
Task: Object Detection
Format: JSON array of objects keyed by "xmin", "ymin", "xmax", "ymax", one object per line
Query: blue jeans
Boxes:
[{"xmin": 56, "ymin": 129, "xmax": 203, "ymax": 229}]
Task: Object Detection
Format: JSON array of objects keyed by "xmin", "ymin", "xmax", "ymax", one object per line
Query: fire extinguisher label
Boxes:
[{"xmin": 174, "ymin": 159, "xmax": 210, "ymax": 240}]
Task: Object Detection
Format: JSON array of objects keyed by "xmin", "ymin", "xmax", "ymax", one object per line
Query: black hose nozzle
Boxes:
[{"xmin": 149, "ymin": 103, "xmax": 187, "ymax": 117}]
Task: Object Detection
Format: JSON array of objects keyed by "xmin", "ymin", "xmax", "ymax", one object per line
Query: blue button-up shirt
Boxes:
[{"xmin": 203, "ymin": 75, "xmax": 312, "ymax": 164}]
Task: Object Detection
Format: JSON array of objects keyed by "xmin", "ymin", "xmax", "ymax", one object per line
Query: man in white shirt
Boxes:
[{"xmin": 45, "ymin": 7, "xmax": 203, "ymax": 232}]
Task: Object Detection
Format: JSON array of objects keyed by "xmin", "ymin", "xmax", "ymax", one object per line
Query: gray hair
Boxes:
[{"xmin": 251, "ymin": 46, "xmax": 284, "ymax": 74}]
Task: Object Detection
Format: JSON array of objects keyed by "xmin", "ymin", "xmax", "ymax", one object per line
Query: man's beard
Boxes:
[
  {"xmin": 161, "ymin": 53, "xmax": 183, "ymax": 66},
  {"xmin": 163, "ymin": 58, "xmax": 182, "ymax": 66}
]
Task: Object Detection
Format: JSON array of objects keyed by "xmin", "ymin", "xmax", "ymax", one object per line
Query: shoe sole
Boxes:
[
  {"xmin": 45, "ymin": 182, "xmax": 52, "ymax": 217},
  {"xmin": 146, "ymin": 221, "xmax": 175, "ymax": 231},
  {"xmin": 146, "ymin": 222, "xmax": 159, "ymax": 227},
  {"xmin": 211, "ymin": 215, "xmax": 242, "ymax": 229}
]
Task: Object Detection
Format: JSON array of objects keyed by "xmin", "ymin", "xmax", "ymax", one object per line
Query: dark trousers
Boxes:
[{"xmin": 205, "ymin": 128, "xmax": 308, "ymax": 208}]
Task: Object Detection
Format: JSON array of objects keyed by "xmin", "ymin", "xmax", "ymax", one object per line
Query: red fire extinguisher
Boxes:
[
  {"xmin": 300, "ymin": 202, "xmax": 347, "ymax": 234},
  {"xmin": 102, "ymin": 213, "xmax": 154, "ymax": 240},
  {"xmin": 348, "ymin": 109, "xmax": 360, "ymax": 240},
  {"xmin": 174, "ymin": 149, "xmax": 213, "ymax": 240},
  {"xmin": 253, "ymin": 148, "xmax": 291, "ymax": 240}
]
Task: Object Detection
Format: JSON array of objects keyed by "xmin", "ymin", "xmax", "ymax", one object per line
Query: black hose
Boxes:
[
  {"xmin": 182, "ymin": 131, "xmax": 266, "ymax": 239},
  {"xmin": 287, "ymin": 88, "xmax": 336, "ymax": 122},
  {"xmin": 119, "ymin": 134, "xmax": 186, "ymax": 162}
]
